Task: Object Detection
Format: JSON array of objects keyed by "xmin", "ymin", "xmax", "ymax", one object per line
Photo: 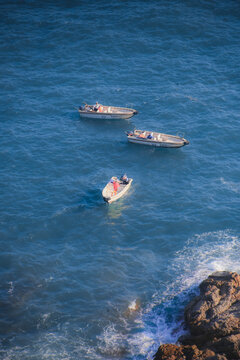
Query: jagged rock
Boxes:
[
  {"xmin": 153, "ymin": 344, "xmax": 216, "ymax": 360},
  {"xmin": 153, "ymin": 344, "xmax": 185, "ymax": 360},
  {"xmin": 154, "ymin": 271, "xmax": 240, "ymax": 360},
  {"xmin": 185, "ymin": 271, "xmax": 240, "ymax": 341},
  {"xmin": 211, "ymin": 333, "xmax": 240, "ymax": 359}
]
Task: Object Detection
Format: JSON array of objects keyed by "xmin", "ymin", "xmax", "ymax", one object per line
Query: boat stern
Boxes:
[{"xmin": 103, "ymin": 196, "xmax": 111, "ymax": 203}]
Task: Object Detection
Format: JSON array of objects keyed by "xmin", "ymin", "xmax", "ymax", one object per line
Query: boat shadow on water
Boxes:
[
  {"xmin": 77, "ymin": 189, "xmax": 104, "ymax": 211},
  {"xmin": 127, "ymin": 141, "xmax": 187, "ymax": 152},
  {"xmin": 127, "ymin": 141, "xmax": 190, "ymax": 162},
  {"xmin": 77, "ymin": 115, "xmax": 134, "ymax": 131}
]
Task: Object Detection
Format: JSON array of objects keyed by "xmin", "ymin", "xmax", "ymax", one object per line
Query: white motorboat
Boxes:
[
  {"xmin": 126, "ymin": 129, "xmax": 189, "ymax": 148},
  {"xmin": 102, "ymin": 177, "xmax": 133, "ymax": 204},
  {"xmin": 78, "ymin": 103, "xmax": 138, "ymax": 120}
]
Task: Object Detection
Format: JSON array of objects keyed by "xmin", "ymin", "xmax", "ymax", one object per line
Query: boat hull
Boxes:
[
  {"xmin": 127, "ymin": 138, "xmax": 186, "ymax": 148},
  {"xmin": 79, "ymin": 112, "xmax": 134, "ymax": 120}
]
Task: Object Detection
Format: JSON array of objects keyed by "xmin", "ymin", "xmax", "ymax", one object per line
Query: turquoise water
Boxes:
[{"xmin": 0, "ymin": 1, "xmax": 240, "ymax": 359}]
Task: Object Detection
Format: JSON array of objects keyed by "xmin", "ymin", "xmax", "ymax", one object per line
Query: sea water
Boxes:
[{"xmin": 0, "ymin": 1, "xmax": 240, "ymax": 359}]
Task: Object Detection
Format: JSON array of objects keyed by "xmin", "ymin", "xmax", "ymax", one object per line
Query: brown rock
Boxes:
[
  {"xmin": 154, "ymin": 344, "xmax": 216, "ymax": 360},
  {"xmin": 211, "ymin": 333, "xmax": 240, "ymax": 359},
  {"xmin": 185, "ymin": 271, "xmax": 240, "ymax": 341},
  {"xmin": 154, "ymin": 272, "xmax": 240, "ymax": 360},
  {"xmin": 204, "ymin": 349, "xmax": 216, "ymax": 358},
  {"xmin": 154, "ymin": 344, "xmax": 185, "ymax": 360}
]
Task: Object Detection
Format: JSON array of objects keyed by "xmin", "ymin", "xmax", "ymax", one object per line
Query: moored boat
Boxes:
[
  {"xmin": 78, "ymin": 103, "xmax": 138, "ymax": 120},
  {"xmin": 126, "ymin": 129, "xmax": 189, "ymax": 148},
  {"xmin": 102, "ymin": 176, "xmax": 133, "ymax": 204}
]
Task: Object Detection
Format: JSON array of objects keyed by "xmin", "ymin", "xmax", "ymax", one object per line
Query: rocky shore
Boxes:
[{"xmin": 154, "ymin": 271, "xmax": 240, "ymax": 360}]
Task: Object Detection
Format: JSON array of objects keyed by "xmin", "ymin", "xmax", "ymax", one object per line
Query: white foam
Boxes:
[
  {"xmin": 52, "ymin": 206, "xmax": 69, "ymax": 218},
  {"xmin": 38, "ymin": 313, "xmax": 51, "ymax": 328},
  {"xmin": 8, "ymin": 281, "xmax": 14, "ymax": 295},
  {"xmin": 97, "ymin": 324, "xmax": 128, "ymax": 357},
  {"xmin": 128, "ymin": 299, "xmax": 138, "ymax": 311},
  {"xmin": 128, "ymin": 332, "xmax": 155, "ymax": 358},
  {"xmin": 220, "ymin": 177, "xmax": 240, "ymax": 193},
  {"xmin": 207, "ymin": 259, "xmax": 227, "ymax": 272}
]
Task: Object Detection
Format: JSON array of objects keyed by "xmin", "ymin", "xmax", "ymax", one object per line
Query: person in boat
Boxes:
[
  {"xmin": 93, "ymin": 102, "xmax": 104, "ymax": 113},
  {"xmin": 112, "ymin": 179, "xmax": 120, "ymax": 196},
  {"xmin": 120, "ymin": 174, "xmax": 129, "ymax": 184},
  {"xmin": 147, "ymin": 133, "xmax": 153, "ymax": 139},
  {"xmin": 93, "ymin": 102, "xmax": 100, "ymax": 111},
  {"xmin": 85, "ymin": 104, "xmax": 91, "ymax": 111},
  {"xmin": 139, "ymin": 132, "xmax": 145, "ymax": 138},
  {"xmin": 110, "ymin": 176, "xmax": 117, "ymax": 183}
]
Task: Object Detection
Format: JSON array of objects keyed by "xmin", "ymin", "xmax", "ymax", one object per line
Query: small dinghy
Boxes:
[
  {"xmin": 126, "ymin": 129, "xmax": 189, "ymax": 148},
  {"xmin": 102, "ymin": 176, "xmax": 133, "ymax": 204},
  {"xmin": 78, "ymin": 102, "xmax": 138, "ymax": 120}
]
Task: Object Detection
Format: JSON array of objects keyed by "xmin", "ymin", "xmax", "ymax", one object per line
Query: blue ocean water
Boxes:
[{"xmin": 0, "ymin": 1, "xmax": 240, "ymax": 359}]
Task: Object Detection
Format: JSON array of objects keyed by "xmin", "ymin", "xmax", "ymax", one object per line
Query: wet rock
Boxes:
[
  {"xmin": 154, "ymin": 344, "xmax": 216, "ymax": 360},
  {"xmin": 154, "ymin": 271, "xmax": 240, "ymax": 360},
  {"xmin": 211, "ymin": 334, "xmax": 240, "ymax": 359},
  {"xmin": 185, "ymin": 271, "xmax": 240, "ymax": 341},
  {"xmin": 154, "ymin": 344, "xmax": 185, "ymax": 360}
]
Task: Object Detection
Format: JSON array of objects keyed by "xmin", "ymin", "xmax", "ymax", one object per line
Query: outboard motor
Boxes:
[{"xmin": 120, "ymin": 174, "xmax": 129, "ymax": 184}]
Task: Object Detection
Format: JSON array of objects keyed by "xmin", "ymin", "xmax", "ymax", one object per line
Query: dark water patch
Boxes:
[{"xmin": 77, "ymin": 188, "xmax": 103, "ymax": 210}]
